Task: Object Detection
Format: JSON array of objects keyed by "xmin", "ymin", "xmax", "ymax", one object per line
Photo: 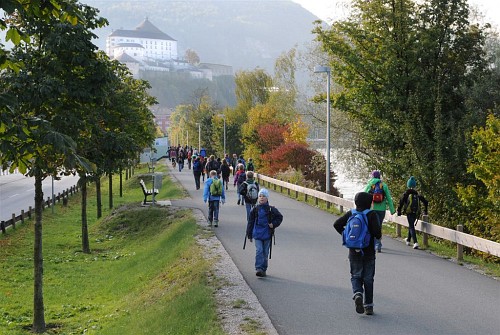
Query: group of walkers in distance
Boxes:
[
  {"xmin": 167, "ymin": 146, "xmax": 281, "ymax": 278},
  {"xmin": 167, "ymin": 147, "xmax": 429, "ymax": 315}
]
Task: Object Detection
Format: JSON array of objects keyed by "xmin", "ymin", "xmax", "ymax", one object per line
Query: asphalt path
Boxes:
[{"xmin": 167, "ymin": 164, "xmax": 499, "ymax": 335}]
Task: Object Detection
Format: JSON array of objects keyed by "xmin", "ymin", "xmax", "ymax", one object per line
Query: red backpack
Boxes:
[{"xmin": 370, "ymin": 182, "xmax": 385, "ymax": 203}]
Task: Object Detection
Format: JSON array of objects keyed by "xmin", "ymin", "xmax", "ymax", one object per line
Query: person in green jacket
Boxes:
[{"xmin": 364, "ymin": 170, "xmax": 396, "ymax": 252}]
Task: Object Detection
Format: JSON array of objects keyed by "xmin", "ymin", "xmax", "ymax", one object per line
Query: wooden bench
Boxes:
[{"xmin": 139, "ymin": 179, "xmax": 159, "ymax": 204}]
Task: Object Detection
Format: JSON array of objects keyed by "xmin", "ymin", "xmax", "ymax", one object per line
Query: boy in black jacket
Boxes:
[{"xmin": 333, "ymin": 192, "xmax": 382, "ymax": 315}]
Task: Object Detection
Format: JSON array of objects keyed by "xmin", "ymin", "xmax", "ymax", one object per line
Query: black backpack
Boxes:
[
  {"xmin": 237, "ymin": 172, "xmax": 246, "ymax": 184},
  {"xmin": 404, "ymin": 192, "xmax": 419, "ymax": 214}
]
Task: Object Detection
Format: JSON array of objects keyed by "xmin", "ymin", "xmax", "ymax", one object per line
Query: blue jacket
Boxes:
[
  {"xmin": 193, "ymin": 160, "xmax": 203, "ymax": 173},
  {"xmin": 203, "ymin": 177, "xmax": 226, "ymax": 202},
  {"xmin": 246, "ymin": 202, "xmax": 283, "ymax": 240}
]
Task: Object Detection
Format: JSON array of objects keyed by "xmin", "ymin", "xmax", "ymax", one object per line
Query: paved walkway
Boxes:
[{"xmin": 166, "ymin": 164, "xmax": 499, "ymax": 335}]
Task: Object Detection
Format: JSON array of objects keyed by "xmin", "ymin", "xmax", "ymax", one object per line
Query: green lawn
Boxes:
[{"xmin": 0, "ymin": 164, "xmax": 224, "ymax": 335}]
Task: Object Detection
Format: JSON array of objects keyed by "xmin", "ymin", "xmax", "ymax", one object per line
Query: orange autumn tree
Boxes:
[
  {"xmin": 237, "ymin": 63, "xmax": 337, "ymax": 192},
  {"xmin": 256, "ymin": 123, "xmax": 288, "ymax": 154},
  {"xmin": 258, "ymin": 122, "xmax": 338, "ymax": 194},
  {"xmin": 261, "ymin": 141, "xmax": 314, "ymax": 174}
]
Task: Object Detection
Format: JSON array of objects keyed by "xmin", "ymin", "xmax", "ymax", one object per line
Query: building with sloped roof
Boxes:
[
  {"xmin": 106, "ymin": 17, "xmax": 178, "ymax": 62},
  {"xmin": 114, "ymin": 51, "xmax": 141, "ymax": 77},
  {"xmin": 106, "ymin": 18, "xmax": 232, "ymax": 81}
]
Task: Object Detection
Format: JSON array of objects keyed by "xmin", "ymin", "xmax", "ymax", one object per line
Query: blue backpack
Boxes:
[{"xmin": 342, "ymin": 209, "xmax": 371, "ymax": 250}]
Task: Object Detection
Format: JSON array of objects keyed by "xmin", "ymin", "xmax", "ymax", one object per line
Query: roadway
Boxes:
[
  {"xmin": 167, "ymin": 164, "xmax": 500, "ymax": 335},
  {"xmin": 0, "ymin": 172, "xmax": 80, "ymax": 223}
]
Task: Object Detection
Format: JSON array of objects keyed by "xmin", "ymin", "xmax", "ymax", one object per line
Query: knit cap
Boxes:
[
  {"xmin": 258, "ymin": 188, "xmax": 269, "ymax": 198},
  {"xmin": 371, "ymin": 170, "xmax": 381, "ymax": 179},
  {"xmin": 355, "ymin": 192, "xmax": 373, "ymax": 211},
  {"xmin": 407, "ymin": 176, "xmax": 417, "ymax": 188}
]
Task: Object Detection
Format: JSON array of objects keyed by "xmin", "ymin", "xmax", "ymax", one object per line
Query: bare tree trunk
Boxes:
[
  {"xmin": 81, "ymin": 175, "xmax": 90, "ymax": 253},
  {"xmin": 96, "ymin": 177, "xmax": 102, "ymax": 219},
  {"xmin": 32, "ymin": 175, "xmax": 46, "ymax": 333},
  {"xmin": 108, "ymin": 173, "xmax": 113, "ymax": 209}
]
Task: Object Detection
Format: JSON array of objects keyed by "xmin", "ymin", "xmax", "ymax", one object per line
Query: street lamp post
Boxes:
[
  {"xmin": 197, "ymin": 123, "xmax": 201, "ymax": 152},
  {"xmin": 221, "ymin": 115, "xmax": 226, "ymax": 157},
  {"xmin": 314, "ymin": 65, "xmax": 331, "ymax": 194}
]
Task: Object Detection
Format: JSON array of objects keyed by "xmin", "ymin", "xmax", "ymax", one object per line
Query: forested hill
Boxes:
[{"xmin": 84, "ymin": 0, "xmax": 320, "ymax": 72}]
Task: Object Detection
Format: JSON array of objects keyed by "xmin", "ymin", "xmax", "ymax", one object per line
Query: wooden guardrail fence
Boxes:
[
  {"xmin": 256, "ymin": 174, "xmax": 500, "ymax": 259},
  {"xmin": 0, "ymin": 185, "xmax": 79, "ymax": 234}
]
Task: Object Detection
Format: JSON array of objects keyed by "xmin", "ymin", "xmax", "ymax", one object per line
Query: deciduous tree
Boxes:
[
  {"xmin": 456, "ymin": 114, "xmax": 500, "ymax": 244},
  {"xmin": 0, "ymin": 2, "xmax": 107, "ymax": 331},
  {"xmin": 314, "ymin": 0, "xmax": 492, "ymax": 226}
]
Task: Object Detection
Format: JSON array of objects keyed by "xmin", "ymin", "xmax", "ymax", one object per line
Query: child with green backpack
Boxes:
[{"xmin": 203, "ymin": 170, "xmax": 226, "ymax": 227}]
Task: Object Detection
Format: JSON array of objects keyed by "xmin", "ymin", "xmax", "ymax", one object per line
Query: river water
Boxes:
[{"xmin": 323, "ymin": 149, "xmax": 367, "ymax": 201}]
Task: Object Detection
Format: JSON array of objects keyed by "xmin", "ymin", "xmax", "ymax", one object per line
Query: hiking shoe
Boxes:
[
  {"xmin": 214, "ymin": 220, "xmax": 219, "ymax": 227},
  {"xmin": 237, "ymin": 199, "xmax": 240, "ymax": 205},
  {"xmin": 353, "ymin": 293, "xmax": 364, "ymax": 314},
  {"xmin": 207, "ymin": 220, "xmax": 212, "ymax": 227},
  {"xmin": 364, "ymin": 306, "xmax": 374, "ymax": 315},
  {"xmin": 413, "ymin": 243, "xmax": 419, "ymax": 249},
  {"xmin": 404, "ymin": 238, "xmax": 410, "ymax": 246},
  {"xmin": 256, "ymin": 269, "xmax": 266, "ymax": 277},
  {"xmin": 377, "ymin": 249, "xmax": 382, "ymax": 253}
]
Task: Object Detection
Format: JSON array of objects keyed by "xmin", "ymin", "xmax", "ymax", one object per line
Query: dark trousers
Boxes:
[
  {"xmin": 374, "ymin": 210, "xmax": 385, "ymax": 251},
  {"xmin": 194, "ymin": 172, "xmax": 201, "ymax": 189},
  {"xmin": 350, "ymin": 258, "xmax": 376, "ymax": 307},
  {"xmin": 407, "ymin": 213, "xmax": 418, "ymax": 243},
  {"xmin": 208, "ymin": 200, "xmax": 220, "ymax": 222}
]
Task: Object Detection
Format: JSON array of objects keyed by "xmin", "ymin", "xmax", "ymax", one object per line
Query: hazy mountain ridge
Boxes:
[{"xmin": 84, "ymin": 0, "xmax": 320, "ymax": 72}]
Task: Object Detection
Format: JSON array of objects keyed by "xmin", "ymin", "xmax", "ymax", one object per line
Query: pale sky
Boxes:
[{"xmin": 291, "ymin": 0, "xmax": 500, "ymax": 27}]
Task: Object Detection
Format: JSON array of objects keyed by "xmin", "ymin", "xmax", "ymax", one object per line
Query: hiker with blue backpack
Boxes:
[
  {"xmin": 333, "ymin": 192, "xmax": 382, "ymax": 315},
  {"xmin": 364, "ymin": 170, "xmax": 396, "ymax": 252},
  {"xmin": 246, "ymin": 188, "xmax": 283, "ymax": 277},
  {"xmin": 203, "ymin": 170, "xmax": 225, "ymax": 227},
  {"xmin": 397, "ymin": 176, "xmax": 429, "ymax": 249}
]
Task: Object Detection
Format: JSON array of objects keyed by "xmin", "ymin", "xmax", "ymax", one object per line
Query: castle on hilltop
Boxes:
[{"xmin": 106, "ymin": 18, "xmax": 232, "ymax": 79}]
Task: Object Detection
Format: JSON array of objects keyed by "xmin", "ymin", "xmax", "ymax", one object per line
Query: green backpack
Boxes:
[
  {"xmin": 209, "ymin": 179, "xmax": 222, "ymax": 196},
  {"xmin": 404, "ymin": 192, "xmax": 420, "ymax": 214}
]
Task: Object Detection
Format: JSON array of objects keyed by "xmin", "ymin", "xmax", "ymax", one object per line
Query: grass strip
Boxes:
[{"xmin": 0, "ymin": 164, "xmax": 224, "ymax": 335}]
